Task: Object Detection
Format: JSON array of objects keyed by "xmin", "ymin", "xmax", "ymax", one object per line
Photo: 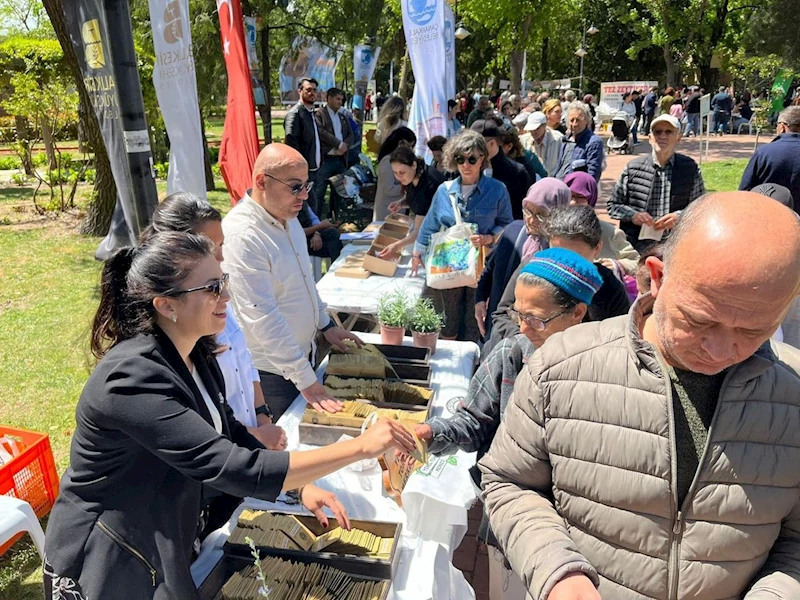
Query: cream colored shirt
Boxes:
[{"xmin": 222, "ymin": 193, "xmax": 330, "ymax": 391}]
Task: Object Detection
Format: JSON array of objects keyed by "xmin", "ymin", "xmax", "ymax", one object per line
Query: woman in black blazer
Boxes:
[{"xmin": 43, "ymin": 232, "xmax": 415, "ymax": 600}]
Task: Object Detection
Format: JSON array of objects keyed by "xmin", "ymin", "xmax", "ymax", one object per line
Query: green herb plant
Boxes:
[
  {"xmin": 246, "ymin": 536, "xmax": 270, "ymax": 599},
  {"xmin": 408, "ymin": 298, "xmax": 444, "ymax": 334},
  {"xmin": 377, "ymin": 290, "xmax": 411, "ymax": 328}
]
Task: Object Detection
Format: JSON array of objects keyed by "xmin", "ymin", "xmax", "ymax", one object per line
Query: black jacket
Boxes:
[
  {"xmin": 484, "ymin": 258, "xmax": 630, "ymax": 357},
  {"xmin": 315, "ymin": 105, "xmax": 355, "ymax": 158},
  {"xmin": 284, "ymin": 103, "xmax": 321, "ymax": 170},
  {"xmin": 490, "ymin": 151, "xmax": 531, "ymax": 220},
  {"xmin": 44, "ymin": 329, "xmax": 289, "ymax": 600}
]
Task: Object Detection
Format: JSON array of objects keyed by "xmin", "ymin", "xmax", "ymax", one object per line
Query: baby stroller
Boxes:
[
  {"xmin": 607, "ymin": 111, "xmax": 633, "ymax": 154},
  {"xmin": 328, "ymin": 154, "xmax": 377, "ymax": 226}
]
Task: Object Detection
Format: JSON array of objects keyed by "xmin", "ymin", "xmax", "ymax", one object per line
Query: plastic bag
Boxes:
[
  {"xmin": 426, "ymin": 182, "xmax": 481, "ymax": 290},
  {"xmin": 0, "ymin": 435, "xmax": 23, "ymax": 467}
]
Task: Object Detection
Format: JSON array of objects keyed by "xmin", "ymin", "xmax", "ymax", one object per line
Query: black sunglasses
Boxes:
[
  {"xmin": 264, "ymin": 173, "xmax": 314, "ymax": 196},
  {"xmin": 172, "ymin": 273, "xmax": 229, "ymax": 301},
  {"xmin": 456, "ymin": 155, "xmax": 481, "ymax": 165}
]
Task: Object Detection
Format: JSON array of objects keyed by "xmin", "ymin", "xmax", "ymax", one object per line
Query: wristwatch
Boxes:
[
  {"xmin": 320, "ymin": 321, "xmax": 335, "ymax": 333},
  {"xmin": 255, "ymin": 404, "xmax": 272, "ymax": 419}
]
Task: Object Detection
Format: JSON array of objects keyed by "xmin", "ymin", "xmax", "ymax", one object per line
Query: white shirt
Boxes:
[
  {"xmin": 192, "ymin": 368, "xmax": 222, "ymax": 434},
  {"xmin": 222, "ymin": 193, "xmax": 331, "ymax": 391},
  {"xmin": 216, "ymin": 305, "xmax": 260, "ymax": 428}
]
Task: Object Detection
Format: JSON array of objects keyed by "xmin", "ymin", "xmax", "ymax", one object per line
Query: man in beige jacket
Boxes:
[{"xmin": 480, "ymin": 191, "xmax": 800, "ymax": 600}]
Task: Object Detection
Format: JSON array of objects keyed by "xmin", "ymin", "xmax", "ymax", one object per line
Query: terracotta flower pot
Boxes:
[
  {"xmin": 412, "ymin": 330, "xmax": 439, "ymax": 354},
  {"xmin": 380, "ymin": 324, "xmax": 405, "ymax": 345}
]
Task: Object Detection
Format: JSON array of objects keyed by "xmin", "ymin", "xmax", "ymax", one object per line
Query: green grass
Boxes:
[
  {"xmin": 0, "ymin": 153, "xmax": 747, "ymax": 598},
  {"xmin": 700, "ymin": 158, "xmax": 748, "ymax": 193}
]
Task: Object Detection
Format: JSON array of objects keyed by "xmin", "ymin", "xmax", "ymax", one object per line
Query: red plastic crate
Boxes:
[{"xmin": 0, "ymin": 425, "xmax": 60, "ymax": 555}]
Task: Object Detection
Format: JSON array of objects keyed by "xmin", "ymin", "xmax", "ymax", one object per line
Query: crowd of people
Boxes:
[{"xmin": 39, "ymin": 70, "xmax": 800, "ymax": 600}]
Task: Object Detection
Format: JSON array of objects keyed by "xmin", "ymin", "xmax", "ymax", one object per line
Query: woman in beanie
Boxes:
[
  {"xmin": 413, "ymin": 247, "xmax": 603, "ymax": 599},
  {"xmin": 564, "ymin": 171, "xmax": 639, "ymax": 276},
  {"xmin": 475, "ymin": 178, "xmax": 570, "ymax": 339}
]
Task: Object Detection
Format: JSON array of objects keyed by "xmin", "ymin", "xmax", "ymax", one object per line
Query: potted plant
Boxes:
[
  {"xmin": 408, "ymin": 298, "xmax": 445, "ymax": 353},
  {"xmin": 377, "ymin": 290, "xmax": 410, "ymax": 345}
]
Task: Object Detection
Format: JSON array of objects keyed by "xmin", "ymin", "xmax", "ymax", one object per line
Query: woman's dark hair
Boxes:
[
  {"xmin": 427, "ymin": 136, "xmax": 447, "ymax": 152},
  {"xmin": 389, "ymin": 145, "xmax": 425, "ymax": 185},
  {"xmin": 378, "ymin": 126, "xmax": 417, "ymax": 162},
  {"xmin": 447, "ymin": 99, "xmax": 457, "ymax": 110},
  {"xmin": 498, "ymin": 128, "xmax": 524, "ymax": 158},
  {"xmin": 141, "ymin": 192, "xmax": 221, "ymax": 242},
  {"xmin": 91, "ymin": 232, "xmax": 215, "ymax": 360}
]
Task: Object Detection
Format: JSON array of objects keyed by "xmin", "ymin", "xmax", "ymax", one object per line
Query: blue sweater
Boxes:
[
  {"xmin": 739, "ymin": 133, "xmax": 800, "ymax": 213},
  {"xmin": 555, "ymin": 127, "xmax": 605, "ymax": 182}
]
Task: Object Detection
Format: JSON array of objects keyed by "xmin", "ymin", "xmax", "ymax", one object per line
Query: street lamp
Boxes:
[
  {"xmin": 455, "ymin": 24, "xmax": 471, "ymax": 40},
  {"xmin": 576, "ymin": 21, "xmax": 599, "ymax": 97}
]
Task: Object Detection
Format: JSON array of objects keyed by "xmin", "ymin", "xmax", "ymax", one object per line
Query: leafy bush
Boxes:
[
  {"xmin": 11, "ymin": 172, "xmax": 28, "ymax": 186},
  {"xmin": 57, "ymin": 153, "xmax": 74, "ymax": 169},
  {"xmin": 83, "ymin": 168, "xmax": 96, "ymax": 184},
  {"xmin": 208, "ymin": 146, "xmax": 220, "ymax": 164},
  {"xmin": 0, "ymin": 156, "xmax": 22, "ymax": 170},
  {"xmin": 211, "ymin": 164, "xmax": 222, "ymax": 180},
  {"xmin": 154, "ymin": 162, "xmax": 169, "ymax": 180},
  {"xmin": 377, "ymin": 290, "xmax": 411, "ymax": 328},
  {"xmin": 0, "ymin": 116, "xmax": 17, "ymax": 143},
  {"xmin": 32, "ymin": 152, "xmax": 48, "ymax": 167},
  {"xmin": 408, "ymin": 298, "xmax": 444, "ymax": 333}
]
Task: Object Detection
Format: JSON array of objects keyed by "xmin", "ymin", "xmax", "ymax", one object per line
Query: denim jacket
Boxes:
[
  {"xmin": 413, "ymin": 175, "xmax": 513, "ymax": 255},
  {"xmin": 555, "ymin": 128, "xmax": 605, "ymax": 182}
]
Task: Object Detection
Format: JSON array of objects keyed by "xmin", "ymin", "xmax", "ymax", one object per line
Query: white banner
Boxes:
[
  {"xmin": 598, "ymin": 80, "xmax": 657, "ymax": 118},
  {"xmin": 149, "ymin": 0, "xmax": 206, "ymax": 198},
  {"xmin": 354, "ymin": 44, "xmax": 381, "ymax": 84},
  {"xmin": 443, "ymin": 3, "xmax": 455, "ymax": 101},
  {"xmin": 402, "ymin": 0, "xmax": 448, "ymax": 157}
]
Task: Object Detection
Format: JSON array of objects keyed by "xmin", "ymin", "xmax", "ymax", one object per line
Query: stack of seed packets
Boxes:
[{"xmin": 221, "ymin": 555, "xmax": 389, "ymax": 600}]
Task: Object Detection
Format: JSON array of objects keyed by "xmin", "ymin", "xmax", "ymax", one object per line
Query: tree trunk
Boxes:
[
  {"xmin": 541, "ymin": 37, "xmax": 550, "ymax": 78},
  {"xmin": 40, "ymin": 117, "xmax": 57, "ymax": 171},
  {"xmin": 509, "ymin": 16, "xmax": 533, "ymax": 95},
  {"xmin": 398, "ymin": 47, "xmax": 411, "ymax": 101},
  {"xmin": 199, "ymin": 110, "xmax": 215, "ymax": 192},
  {"xmin": 42, "ymin": 0, "xmax": 118, "ymax": 236},
  {"xmin": 14, "ymin": 115, "xmax": 34, "ymax": 175},
  {"xmin": 663, "ymin": 44, "xmax": 678, "ymax": 88}
]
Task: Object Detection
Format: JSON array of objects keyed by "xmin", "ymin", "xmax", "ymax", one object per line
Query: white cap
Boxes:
[
  {"xmin": 650, "ymin": 114, "xmax": 682, "ymax": 131},
  {"xmin": 524, "ymin": 111, "xmax": 547, "ymax": 131},
  {"xmin": 512, "ymin": 112, "xmax": 529, "ymax": 127}
]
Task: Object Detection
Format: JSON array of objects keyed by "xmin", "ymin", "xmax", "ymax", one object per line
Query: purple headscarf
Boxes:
[
  {"xmin": 564, "ymin": 172, "xmax": 599, "ymax": 207},
  {"xmin": 521, "ymin": 178, "xmax": 571, "ymax": 259}
]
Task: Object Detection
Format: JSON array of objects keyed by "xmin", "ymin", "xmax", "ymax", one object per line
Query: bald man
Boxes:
[
  {"xmin": 222, "ymin": 144, "xmax": 362, "ymax": 420},
  {"xmin": 480, "ymin": 192, "xmax": 800, "ymax": 600}
]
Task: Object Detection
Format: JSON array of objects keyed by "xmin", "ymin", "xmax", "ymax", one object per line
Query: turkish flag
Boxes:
[{"xmin": 216, "ymin": 0, "xmax": 259, "ymax": 203}]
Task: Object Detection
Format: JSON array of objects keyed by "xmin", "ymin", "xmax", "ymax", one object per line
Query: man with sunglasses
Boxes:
[
  {"xmin": 607, "ymin": 114, "xmax": 705, "ymax": 252},
  {"xmin": 285, "ymin": 77, "xmax": 323, "ymax": 215},
  {"xmin": 222, "ymin": 143, "xmax": 363, "ymax": 420}
]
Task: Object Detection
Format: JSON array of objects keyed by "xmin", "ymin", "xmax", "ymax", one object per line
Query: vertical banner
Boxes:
[
  {"xmin": 216, "ymin": 0, "xmax": 260, "ymax": 203},
  {"xmin": 279, "ymin": 38, "xmax": 344, "ymax": 104},
  {"xmin": 771, "ymin": 69, "xmax": 794, "ymax": 113},
  {"xmin": 353, "ymin": 45, "xmax": 381, "ymax": 106},
  {"xmin": 402, "ymin": 0, "xmax": 448, "ymax": 157},
  {"xmin": 63, "ymin": 0, "xmax": 159, "ymax": 259},
  {"xmin": 149, "ymin": 0, "xmax": 206, "ymax": 199},
  {"xmin": 443, "ymin": 4, "xmax": 456, "ymax": 101},
  {"xmin": 243, "ymin": 16, "xmax": 267, "ymax": 106}
]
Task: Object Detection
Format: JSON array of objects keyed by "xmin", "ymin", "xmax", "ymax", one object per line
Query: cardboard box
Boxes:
[
  {"xmin": 363, "ymin": 242, "xmax": 398, "ymax": 276},
  {"xmin": 379, "ymin": 222, "xmax": 410, "ymax": 239},
  {"xmin": 385, "ymin": 213, "xmax": 413, "ymax": 228}
]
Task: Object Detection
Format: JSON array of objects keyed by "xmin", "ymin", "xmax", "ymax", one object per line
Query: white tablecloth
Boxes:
[
  {"xmin": 316, "ymin": 243, "xmax": 426, "ymax": 315},
  {"xmin": 191, "ymin": 334, "xmax": 480, "ymax": 599}
]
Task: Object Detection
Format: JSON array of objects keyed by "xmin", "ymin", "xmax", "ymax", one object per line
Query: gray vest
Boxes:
[{"xmin": 621, "ymin": 153, "xmax": 698, "ymax": 242}]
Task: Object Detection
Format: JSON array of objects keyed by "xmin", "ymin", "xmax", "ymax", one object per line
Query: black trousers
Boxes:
[
  {"xmin": 308, "ymin": 227, "xmax": 342, "ymax": 261},
  {"xmin": 258, "ymin": 370, "xmax": 301, "ymax": 421}
]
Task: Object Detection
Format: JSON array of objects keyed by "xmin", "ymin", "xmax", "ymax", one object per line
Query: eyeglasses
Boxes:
[
  {"xmin": 507, "ymin": 306, "xmax": 568, "ymax": 331},
  {"xmin": 171, "ymin": 273, "xmax": 229, "ymax": 301},
  {"xmin": 263, "ymin": 173, "xmax": 314, "ymax": 196},
  {"xmin": 523, "ymin": 210, "xmax": 546, "ymax": 223},
  {"xmin": 455, "ymin": 155, "xmax": 481, "ymax": 165},
  {"xmin": 651, "ymin": 129, "xmax": 675, "ymax": 136}
]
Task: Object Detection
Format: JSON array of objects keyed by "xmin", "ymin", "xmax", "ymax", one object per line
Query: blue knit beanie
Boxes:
[{"xmin": 521, "ymin": 248, "xmax": 603, "ymax": 305}]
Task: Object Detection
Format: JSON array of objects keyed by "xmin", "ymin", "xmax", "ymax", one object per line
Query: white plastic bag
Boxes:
[{"xmin": 426, "ymin": 181, "xmax": 480, "ymax": 290}]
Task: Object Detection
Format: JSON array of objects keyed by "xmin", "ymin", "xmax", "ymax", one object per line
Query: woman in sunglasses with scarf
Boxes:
[
  {"xmin": 43, "ymin": 232, "xmax": 417, "ymax": 600},
  {"xmin": 412, "ymin": 129, "xmax": 513, "ymax": 342}
]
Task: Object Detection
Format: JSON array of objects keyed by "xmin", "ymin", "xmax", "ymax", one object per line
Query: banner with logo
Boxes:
[
  {"xmin": 217, "ymin": 0, "xmax": 260, "ymax": 202},
  {"xmin": 771, "ymin": 69, "xmax": 794, "ymax": 113},
  {"xmin": 599, "ymin": 80, "xmax": 657, "ymax": 118},
  {"xmin": 402, "ymin": 0, "xmax": 448, "ymax": 157},
  {"xmin": 243, "ymin": 16, "xmax": 267, "ymax": 106},
  {"xmin": 353, "ymin": 44, "xmax": 381, "ymax": 106},
  {"xmin": 278, "ymin": 37, "xmax": 344, "ymax": 104},
  {"xmin": 148, "ymin": 0, "xmax": 206, "ymax": 199},
  {"xmin": 63, "ymin": 0, "xmax": 159, "ymax": 259},
  {"xmin": 443, "ymin": 3, "xmax": 455, "ymax": 101}
]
